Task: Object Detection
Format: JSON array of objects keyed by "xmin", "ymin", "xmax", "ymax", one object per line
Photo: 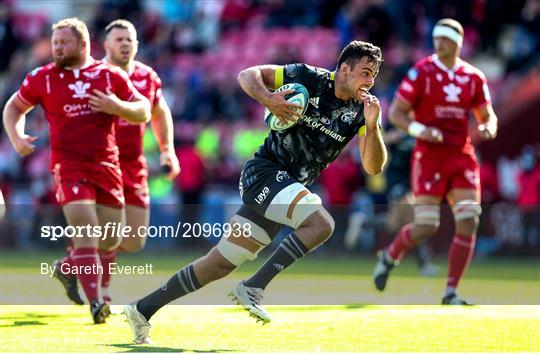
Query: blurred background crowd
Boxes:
[{"xmin": 0, "ymin": 0, "xmax": 539, "ymax": 256}]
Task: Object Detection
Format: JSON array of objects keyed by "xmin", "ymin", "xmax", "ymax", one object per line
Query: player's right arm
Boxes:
[
  {"xmin": 237, "ymin": 65, "xmax": 302, "ymax": 123},
  {"xmin": 2, "ymin": 93, "xmax": 38, "ymax": 157}
]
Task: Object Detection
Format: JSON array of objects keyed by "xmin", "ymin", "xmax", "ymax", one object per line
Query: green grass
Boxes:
[
  {"xmin": 1, "ymin": 251, "xmax": 539, "ymax": 352},
  {"xmin": 1, "ymin": 305, "xmax": 539, "ymax": 352}
]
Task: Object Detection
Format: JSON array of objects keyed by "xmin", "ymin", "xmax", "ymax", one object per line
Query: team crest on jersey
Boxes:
[
  {"xmin": 341, "ymin": 112, "xmax": 355, "ymax": 124},
  {"xmin": 83, "ymin": 70, "xmax": 101, "ymax": 80},
  {"xmin": 443, "ymin": 83, "xmax": 461, "ymax": 102},
  {"xmin": 436, "ymin": 73, "xmax": 443, "ymax": 82},
  {"xmin": 276, "ymin": 170, "xmax": 290, "ymax": 182},
  {"xmin": 132, "ymin": 79, "xmax": 148, "ymax": 89},
  {"xmin": 407, "ymin": 68, "xmax": 418, "ymax": 81},
  {"xmin": 68, "ymin": 80, "xmax": 91, "ymax": 99}
]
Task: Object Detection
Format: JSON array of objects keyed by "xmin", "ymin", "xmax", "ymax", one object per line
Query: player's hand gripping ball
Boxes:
[{"xmin": 264, "ymin": 83, "xmax": 309, "ymax": 131}]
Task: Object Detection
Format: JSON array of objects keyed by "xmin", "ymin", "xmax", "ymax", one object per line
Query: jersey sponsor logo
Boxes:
[
  {"xmin": 443, "ymin": 83, "xmax": 461, "ymax": 102},
  {"xmin": 68, "ymin": 80, "xmax": 91, "ymax": 99},
  {"xmin": 341, "ymin": 112, "xmax": 355, "ymax": 124},
  {"xmin": 276, "ymin": 170, "xmax": 290, "ymax": 182},
  {"xmin": 255, "ymin": 186, "xmax": 270, "ymax": 205},
  {"xmin": 63, "ymin": 103, "xmax": 93, "ymax": 118},
  {"xmin": 132, "ymin": 79, "xmax": 148, "ymax": 89},
  {"xmin": 63, "ymin": 103, "xmax": 91, "ymax": 113},
  {"xmin": 83, "ymin": 70, "xmax": 101, "ymax": 80},
  {"xmin": 302, "ymin": 116, "xmax": 347, "ymax": 142},
  {"xmin": 434, "ymin": 105, "xmax": 466, "ymax": 119},
  {"xmin": 407, "ymin": 68, "xmax": 418, "ymax": 81}
]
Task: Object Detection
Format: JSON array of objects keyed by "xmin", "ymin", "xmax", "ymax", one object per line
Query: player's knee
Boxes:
[
  {"xmin": 119, "ymin": 237, "xmax": 146, "ymax": 253},
  {"xmin": 205, "ymin": 247, "xmax": 238, "ymax": 276},
  {"xmin": 99, "ymin": 235, "xmax": 122, "ymax": 252},
  {"xmin": 299, "ymin": 209, "xmax": 335, "ymax": 243},
  {"xmin": 453, "ymin": 200, "xmax": 482, "ymax": 221},
  {"xmin": 215, "ymin": 215, "xmax": 270, "ymax": 268},
  {"xmin": 412, "ymin": 224, "xmax": 438, "ymax": 243},
  {"xmin": 316, "ymin": 210, "xmax": 335, "ymax": 240},
  {"xmin": 453, "ymin": 199, "xmax": 481, "ymax": 234},
  {"xmin": 413, "ymin": 204, "xmax": 441, "ymax": 228}
]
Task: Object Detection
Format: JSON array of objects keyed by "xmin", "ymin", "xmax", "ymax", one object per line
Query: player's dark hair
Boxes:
[
  {"xmin": 337, "ymin": 40, "xmax": 383, "ymax": 70},
  {"xmin": 105, "ymin": 19, "xmax": 136, "ymax": 35}
]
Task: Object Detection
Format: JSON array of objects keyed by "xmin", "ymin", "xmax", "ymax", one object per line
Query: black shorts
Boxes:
[{"xmin": 237, "ymin": 158, "xmax": 298, "ymax": 239}]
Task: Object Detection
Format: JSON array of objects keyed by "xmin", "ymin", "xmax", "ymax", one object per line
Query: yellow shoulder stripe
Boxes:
[
  {"xmin": 330, "ymin": 71, "xmax": 335, "ymax": 80},
  {"xmin": 274, "ymin": 66, "xmax": 284, "ymax": 89}
]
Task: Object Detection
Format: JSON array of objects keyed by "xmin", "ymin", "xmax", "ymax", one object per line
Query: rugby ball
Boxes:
[{"xmin": 264, "ymin": 83, "xmax": 309, "ymax": 131}]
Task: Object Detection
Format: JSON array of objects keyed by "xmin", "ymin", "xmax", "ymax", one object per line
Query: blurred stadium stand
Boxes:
[{"xmin": 0, "ymin": 0, "xmax": 539, "ymax": 255}]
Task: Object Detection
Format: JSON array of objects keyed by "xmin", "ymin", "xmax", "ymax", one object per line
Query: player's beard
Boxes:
[
  {"xmin": 53, "ymin": 51, "xmax": 81, "ymax": 68},
  {"xmin": 110, "ymin": 51, "xmax": 132, "ymax": 67}
]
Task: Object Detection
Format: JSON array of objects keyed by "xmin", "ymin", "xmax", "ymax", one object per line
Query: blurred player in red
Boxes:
[
  {"xmin": 97, "ymin": 19, "xmax": 180, "ymax": 302},
  {"xmin": 2, "ymin": 18, "xmax": 150, "ymax": 322},
  {"xmin": 372, "ymin": 18, "xmax": 498, "ymax": 304}
]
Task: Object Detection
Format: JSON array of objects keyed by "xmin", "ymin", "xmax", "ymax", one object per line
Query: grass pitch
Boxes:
[
  {"xmin": 1, "ymin": 305, "xmax": 539, "ymax": 352},
  {"xmin": 1, "ymin": 251, "xmax": 539, "ymax": 352}
]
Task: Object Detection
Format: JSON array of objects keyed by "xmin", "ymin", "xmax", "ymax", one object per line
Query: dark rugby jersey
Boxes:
[{"xmin": 255, "ymin": 63, "xmax": 367, "ymax": 185}]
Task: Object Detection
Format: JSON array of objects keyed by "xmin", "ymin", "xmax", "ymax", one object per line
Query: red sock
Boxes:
[
  {"xmin": 447, "ymin": 234, "xmax": 476, "ymax": 289},
  {"xmin": 387, "ymin": 223, "xmax": 417, "ymax": 261},
  {"xmin": 72, "ymin": 247, "xmax": 101, "ymax": 303},
  {"xmin": 99, "ymin": 249, "xmax": 117, "ymax": 289}
]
